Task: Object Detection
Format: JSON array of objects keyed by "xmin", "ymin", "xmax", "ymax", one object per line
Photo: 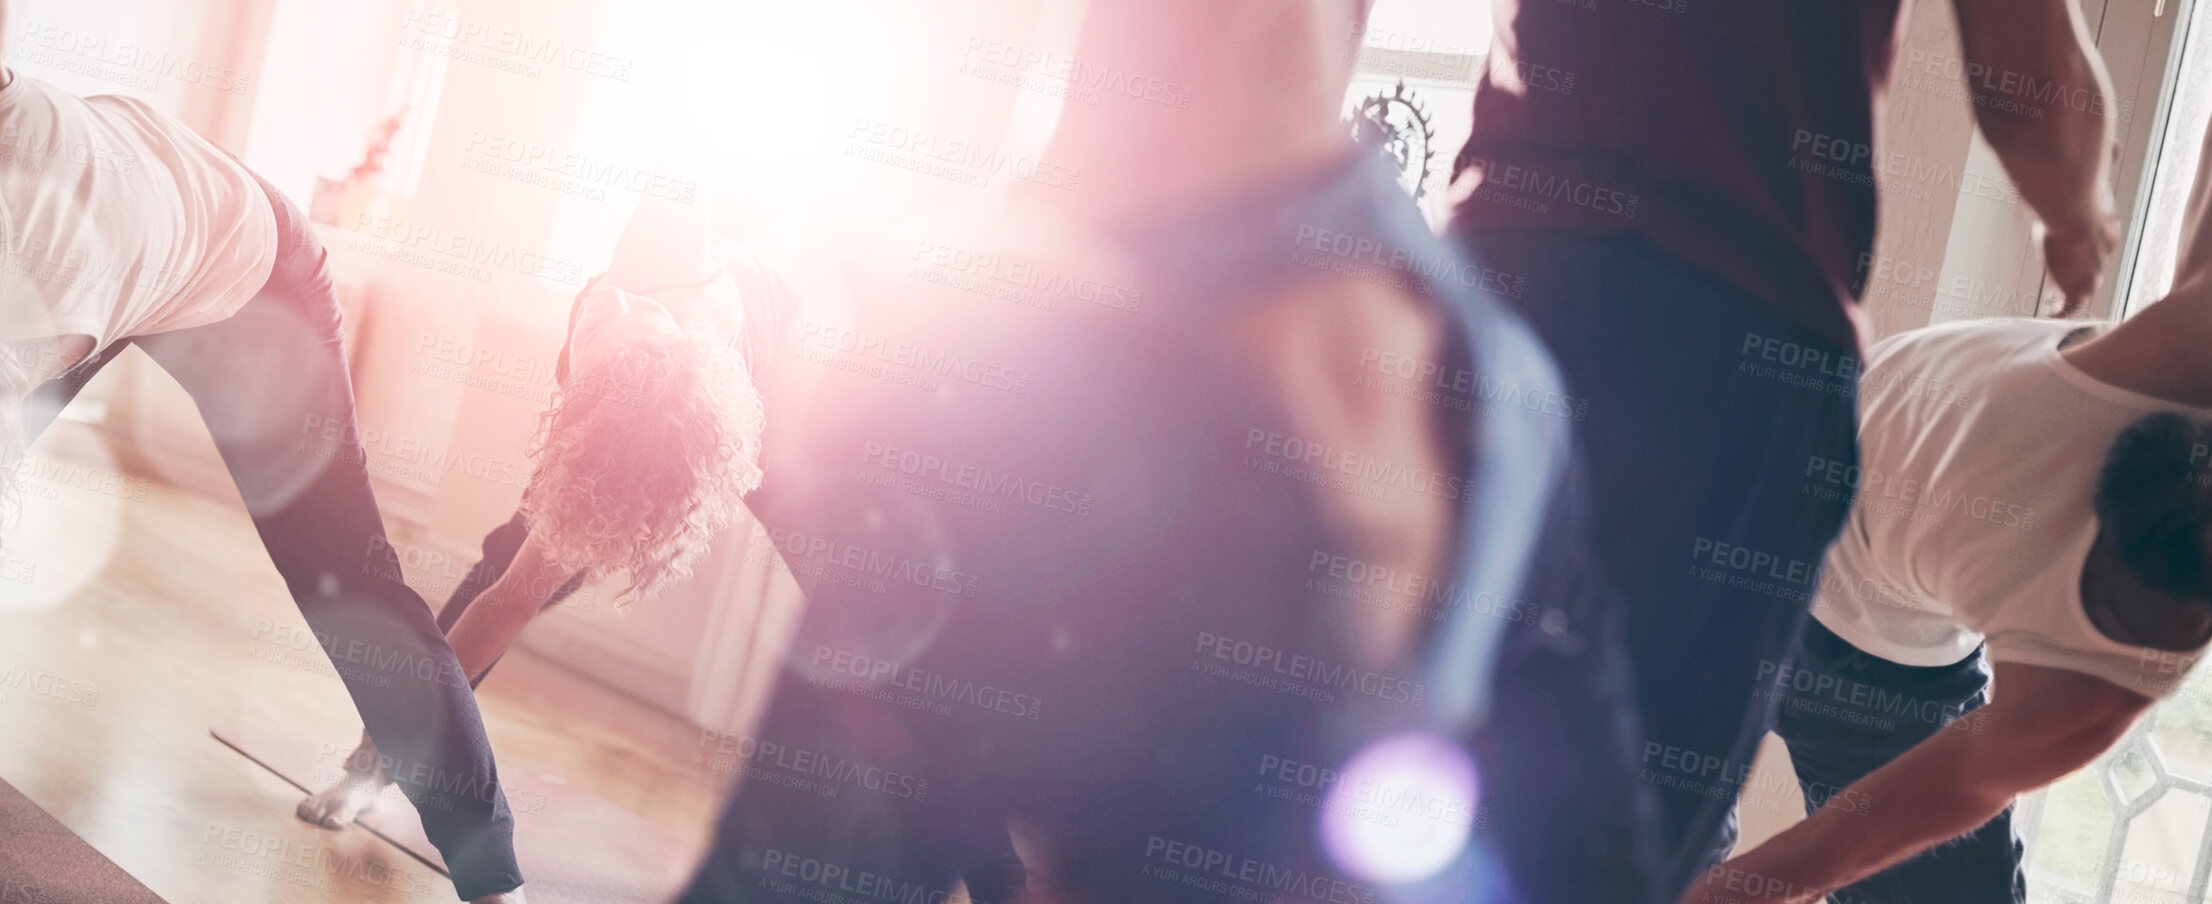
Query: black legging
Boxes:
[
  {"xmin": 25, "ymin": 173, "xmax": 524, "ymax": 899},
  {"xmin": 441, "ymin": 514, "xmax": 1028, "ymax": 902}
]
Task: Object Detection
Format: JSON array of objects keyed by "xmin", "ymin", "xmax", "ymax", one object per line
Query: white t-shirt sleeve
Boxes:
[{"xmin": 1986, "ymin": 631, "xmax": 2203, "ymax": 700}]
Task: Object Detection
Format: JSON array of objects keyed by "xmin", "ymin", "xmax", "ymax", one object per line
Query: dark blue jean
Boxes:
[
  {"xmin": 1449, "ymin": 228, "xmax": 1862, "ymax": 901},
  {"xmin": 1769, "ymin": 620, "xmax": 2021, "ymax": 904},
  {"xmin": 25, "ymin": 173, "xmax": 523, "ymax": 899}
]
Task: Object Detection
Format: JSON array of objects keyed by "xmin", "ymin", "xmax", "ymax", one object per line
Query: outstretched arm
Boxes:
[
  {"xmin": 443, "ymin": 531, "xmax": 574, "ymax": 684},
  {"xmin": 1681, "ymin": 663, "xmax": 2150, "ymax": 904}
]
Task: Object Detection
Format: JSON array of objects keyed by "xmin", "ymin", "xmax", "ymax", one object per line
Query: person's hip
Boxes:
[{"xmin": 240, "ymin": 168, "xmax": 337, "ymax": 321}]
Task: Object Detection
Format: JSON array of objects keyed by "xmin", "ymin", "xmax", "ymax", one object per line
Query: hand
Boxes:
[
  {"xmin": 470, "ymin": 886, "xmax": 526, "ymax": 904},
  {"xmin": 2039, "ymin": 212, "xmax": 2119, "ymax": 317}
]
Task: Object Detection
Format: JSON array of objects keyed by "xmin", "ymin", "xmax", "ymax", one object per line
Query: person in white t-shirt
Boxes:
[
  {"xmin": 0, "ymin": 62, "xmax": 527, "ymax": 903},
  {"xmin": 1681, "ymin": 124, "xmax": 2212, "ymax": 904}
]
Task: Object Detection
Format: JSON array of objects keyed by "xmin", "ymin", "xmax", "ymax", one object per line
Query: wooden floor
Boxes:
[
  {"xmin": 0, "ymin": 418, "xmax": 730, "ymax": 903},
  {"xmin": 0, "ymin": 414, "xmax": 1806, "ymax": 904}
]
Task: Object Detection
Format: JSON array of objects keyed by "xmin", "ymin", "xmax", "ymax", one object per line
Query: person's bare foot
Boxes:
[
  {"xmin": 470, "ymin": 886, "xmax": 527, "ymax": 903},
  {"xmin": 294, "ymin": 768, "xmax": 389, "ymax": 829}
]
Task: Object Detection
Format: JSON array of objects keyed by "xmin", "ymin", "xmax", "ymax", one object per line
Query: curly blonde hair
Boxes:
[{"xmin": 520, "ymin": 329, "xmax": 765, "ymax": 606}]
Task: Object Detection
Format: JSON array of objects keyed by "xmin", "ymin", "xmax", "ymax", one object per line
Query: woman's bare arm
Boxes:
[
  {"xmin": 1680, "ymin": 663, "xmax": 2150, "ymax": 904},
  {"xmin": 443, "ymin": 531, "xmax": 575, "ymax": 683}
]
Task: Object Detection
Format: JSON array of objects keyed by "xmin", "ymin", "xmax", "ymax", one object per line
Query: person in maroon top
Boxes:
[{"xmin": 1446, "ymin": 0, "xmax": 2122, "ymax": 899}]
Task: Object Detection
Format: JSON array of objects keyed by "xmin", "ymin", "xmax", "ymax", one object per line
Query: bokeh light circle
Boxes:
[
  {"xmin": 1320, "ymin": 731, "xmax": 1481, "ymax": 886},
  {"xmin": 0, "ymin": 429, "xmax": 124, "ymax": 611}
]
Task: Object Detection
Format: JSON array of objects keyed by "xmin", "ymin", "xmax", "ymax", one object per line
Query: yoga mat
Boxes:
[
  {"xmin": 0, "ymin": 776, "xmax": 168, "ymax": 904},
  {"xmin": 213, "ymin": 724, "xmax": 697, "ymax": 904}
]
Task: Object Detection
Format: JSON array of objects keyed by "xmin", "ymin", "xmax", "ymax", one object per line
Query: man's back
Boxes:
[{"xmin": 1453, "ymin": 0, "xmax": 1908, "ymax": 350}]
